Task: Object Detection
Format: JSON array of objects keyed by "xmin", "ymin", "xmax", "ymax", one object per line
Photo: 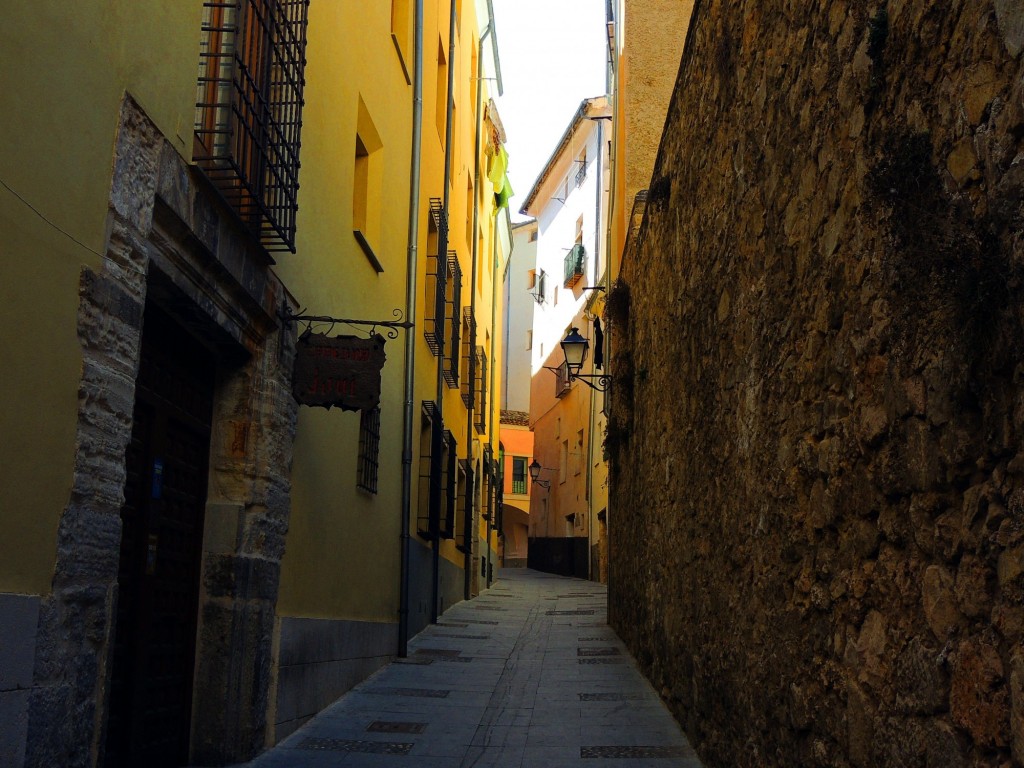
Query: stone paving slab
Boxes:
[{"xmin": 236, "ymin": 569, "xmax": 702, "ymax": 768}]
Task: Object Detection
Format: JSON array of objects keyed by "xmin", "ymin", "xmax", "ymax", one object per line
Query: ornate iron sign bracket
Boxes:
[{"xmin": 281, "ymin": 305, "xmax": 414, "ymax": 340}]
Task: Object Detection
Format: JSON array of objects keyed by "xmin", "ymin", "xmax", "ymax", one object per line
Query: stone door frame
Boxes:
[{"xmin": 26, "ymin": 95, "xmax": 298, "ymax": 768}]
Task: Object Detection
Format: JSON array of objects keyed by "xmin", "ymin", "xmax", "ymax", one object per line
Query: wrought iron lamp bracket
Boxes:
[{"xmin": 568, "ymin": 372, "xmax": 612, "ymax": 392}]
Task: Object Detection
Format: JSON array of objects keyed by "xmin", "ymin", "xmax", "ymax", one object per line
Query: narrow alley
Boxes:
[{"xmin": 241, "ymin": 570, "xmax": 701, "ymax": 768}]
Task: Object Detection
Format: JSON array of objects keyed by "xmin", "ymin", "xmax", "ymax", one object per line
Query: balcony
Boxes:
[
  {"xmin": 575, "ymin": 159, "xmax": 587, "ymax": 188},
  {"xmin": 564, "ymin": 244, "xmax": 585, "ymax": 288}
]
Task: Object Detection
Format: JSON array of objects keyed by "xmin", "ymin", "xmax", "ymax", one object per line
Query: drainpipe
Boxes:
[
  {"xmin": 399, "ymin": 0, "xmax": 426, "ymax": 658},
  {"xmin": 586, "ymin": 117, "xmax": 604, "ymax": 580},
  {"xmin": 464, "ymin": 24, "xmax": 491, "ymax": 602},
  {"xmin": 430, "ymin": 0, "xmax": 458, "ymax": 624}
]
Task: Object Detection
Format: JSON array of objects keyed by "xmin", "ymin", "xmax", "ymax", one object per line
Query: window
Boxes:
[
  {"xmin": 575, "ymin": 429, "xmax": 584, "ymax": 476},
  {"xmin": 194, "ymin": 0, "xmax": 309, "ymax": 253},
  {"xmin": 423, "ymin": 202, "xmax": 460, "ymax": 379},
  {"xmin": 436, "ymin": 38, "xmax": 448, "ymax": 141},
  {"xmin": 391, "ymin": 0, "xmax": 412, "ymax": 82},
  {"xmin": 442, "ymin": 431, "xmax": 458, "ymax": 539},
  {"xmin": 469, "ymin": 39, "xmax": 478, "ymax": 112},
  {"xmin": 512, "ymin": 457, "xmax": 527, "ymax": 495},
  {"xmin": 529, "ymin": 229, "xmax": 538, "ymax": 242},
  {"xmin": 461, "ymin": 308, "xmax": 475, "ymax": 407},
  {"xmin": 417, "ymin": 401, "xmax": 443, "ymax": 538},
  {"xmin": 474, "ymin": 346, "xmax": 487, "ymax": 434},
  {"xmin": 353, "ymin": 98, "xmax": 384, "ymax": 271},
  {"xmin": 575, "ymin": 149, "xmax": 587, "ymax": 187},
  {"xmin": 557, "ymin": 176, "xmax": 569, "ymax": 202},
  {"xmin": 466, "ymin": 177, "xmax": 474, "ymax": 250},
  {"xmin": 482, "ymin": 445, "xmax": 495, "ymax": 523},
  {"xmin": 576, "ymin": 215, "xmax": 584, "ymax": 244},
  {"xmin": 456, "ymin": 460, "xmax": 471, "ymax": 548},
  {"xmin": 525, "ymin": 330, "xmax": 532, "ymax": 350},
  {"xmin": 559, "ymin": 440, "xmax": 568, "ymax": 483},
  {"xmin": 531, "ymin": 270, "xmax": 546, "ymax": 304},
  {"xmin": 357, "ymin": 407, "xmax": 381, "ymax": 493},
  {"xmin": 455, "ymin": 459, "xmax": 471, "ymax": 553},
  {"xmin": 527, "ymin": 269, "xmax": 536, "ymax": 289},
  {"xmin": 554, "ymin": 285, "xmax": 559, "ymax": 306},
  {"xmin": 443, "ymin": 253, "xmax": 462, "ymax": 388},
  {"xmin": 424, "ymin": 199, "xmax": 446, "ymax": 355}
]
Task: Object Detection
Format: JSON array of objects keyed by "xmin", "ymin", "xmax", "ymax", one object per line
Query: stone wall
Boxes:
[{"xmin": 609, "ymin": 2, "xmax": 1024, "ymax": 767}]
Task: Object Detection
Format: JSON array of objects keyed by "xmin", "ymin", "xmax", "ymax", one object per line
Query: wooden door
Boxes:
[{"xmin": 105, "ymin": 306, "xmax": 215, "ymax": 768}]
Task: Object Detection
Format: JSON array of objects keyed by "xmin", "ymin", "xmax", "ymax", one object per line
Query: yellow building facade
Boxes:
[{"xmin": 0, "ymin": 1, "xmax": 508, "ymax": 765}]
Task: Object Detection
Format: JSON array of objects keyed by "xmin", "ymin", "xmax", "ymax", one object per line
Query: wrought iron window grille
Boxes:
[
  {"xmin": 357, "ymin": 406, "xmax": 381, "ymax": 494},
  {"xmin": 474, "ymin": 347, "xmax": 487, "ymax": 434},
  {"xmin": 194, "ymin": 0, "xmax": 310, "ymax": 254},
  {"xmin": 443, "ymin": 253, "xmax": 462, "ymax": 388},
  {"xmin": 482, "ymin": 446, "xmax": 493, "ymax": 521},
  {"xmin": 455, "ymin": 459, "xmax": 472, "ymax": 553},
  {"xmin": 424, "ymin": 200, "xmax": 453, "ymax": 357},
  {"xmin": 441, "ymin": 430, "xmax": 457, "ymax": 539},
  {"xmin": 417, "ymin": 401, "xmax": 444, "ymax": 538},
  {"xmin": 460, "ymin": 307, "xmax": 476, "ymax": 408}
]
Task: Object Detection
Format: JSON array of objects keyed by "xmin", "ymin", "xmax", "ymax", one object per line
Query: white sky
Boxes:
[{"xmin": 490, "ymin": 0, "xmax": 608, "ymax": 221}]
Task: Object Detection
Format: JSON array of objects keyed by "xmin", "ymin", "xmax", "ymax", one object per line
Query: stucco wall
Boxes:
[
  {"xmin": 610, "ymin": 2, "xmax": 1024, "ymax": 766},
  {"xmin": 0, "ymin": 0, "xmax": 202, "ymax": 597}
]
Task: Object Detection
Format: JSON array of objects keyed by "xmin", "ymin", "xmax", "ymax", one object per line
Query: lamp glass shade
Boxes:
[
  {"xmin": 528, "ymin": 459, "xmax": 541, "ymax": 482},
  {"xmin": 560, "ymin": 327, "xmax": 589, "ymax": 375}
]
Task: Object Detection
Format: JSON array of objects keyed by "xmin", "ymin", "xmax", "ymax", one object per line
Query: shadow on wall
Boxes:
[{"xmin": 527, "ymin": 537, "xmax": 589, "ymax": 579}]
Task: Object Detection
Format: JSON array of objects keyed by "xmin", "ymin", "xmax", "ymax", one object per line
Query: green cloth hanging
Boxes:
[
  {"xmin": 494, "ymin": 174, "xmax": 513, "ymax": 210},
  {"xmin": 487, "ymin": 145, "xmax": 508, "ymax": 192}
]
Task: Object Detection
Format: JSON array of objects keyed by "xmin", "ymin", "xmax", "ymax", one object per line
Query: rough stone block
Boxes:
[
  {"xmin": 110, "ymin": 97, "xmax": 161, "ymax": 234},
  {"xmin": 922, "ymin": 565, "xmax": 960, "ymax": 641},
  {"xmin": 155, "ymin": 142, "xmax": 192, "ymax": 227},
  {"xmin": 950, "ymin": 638, "xmax": 1009, "ymax": 748}
]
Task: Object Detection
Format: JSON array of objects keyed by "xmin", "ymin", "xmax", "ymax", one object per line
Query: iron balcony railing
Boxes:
[
  {"xmin": 564, "ymin": 243, "xmax": 585, "ymax": 288},
  {"xmin": 575, "ymin": 159, "xmax": 587, "ymax": 188}
]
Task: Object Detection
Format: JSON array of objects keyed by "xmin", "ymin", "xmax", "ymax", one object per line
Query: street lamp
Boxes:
[
  {"xmin": 528, "ymin": 459, "xmax": 551, "ymax": 489},
  {"xmin": 560, "ymin": 327, "xmax": 612, "ymax": 392}
]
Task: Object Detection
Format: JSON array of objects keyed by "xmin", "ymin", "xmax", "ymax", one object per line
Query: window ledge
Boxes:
[
  {"xmin": 392, "ymin": 34, "xmax": 412, "ymax": 85},
  {"xmin": 354, "ymin": 230, "xmax": 384, "ymax": 273}
]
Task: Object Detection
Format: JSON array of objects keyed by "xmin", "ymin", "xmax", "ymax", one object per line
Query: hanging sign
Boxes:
[{"xmin": 292, "ymin": 333, "xmax": 386, "ymax": 411}]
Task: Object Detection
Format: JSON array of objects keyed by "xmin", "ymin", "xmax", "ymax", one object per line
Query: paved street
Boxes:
[{"xmin": 240, "ymin": 569, "xmax": 702, "ymax": 768}]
